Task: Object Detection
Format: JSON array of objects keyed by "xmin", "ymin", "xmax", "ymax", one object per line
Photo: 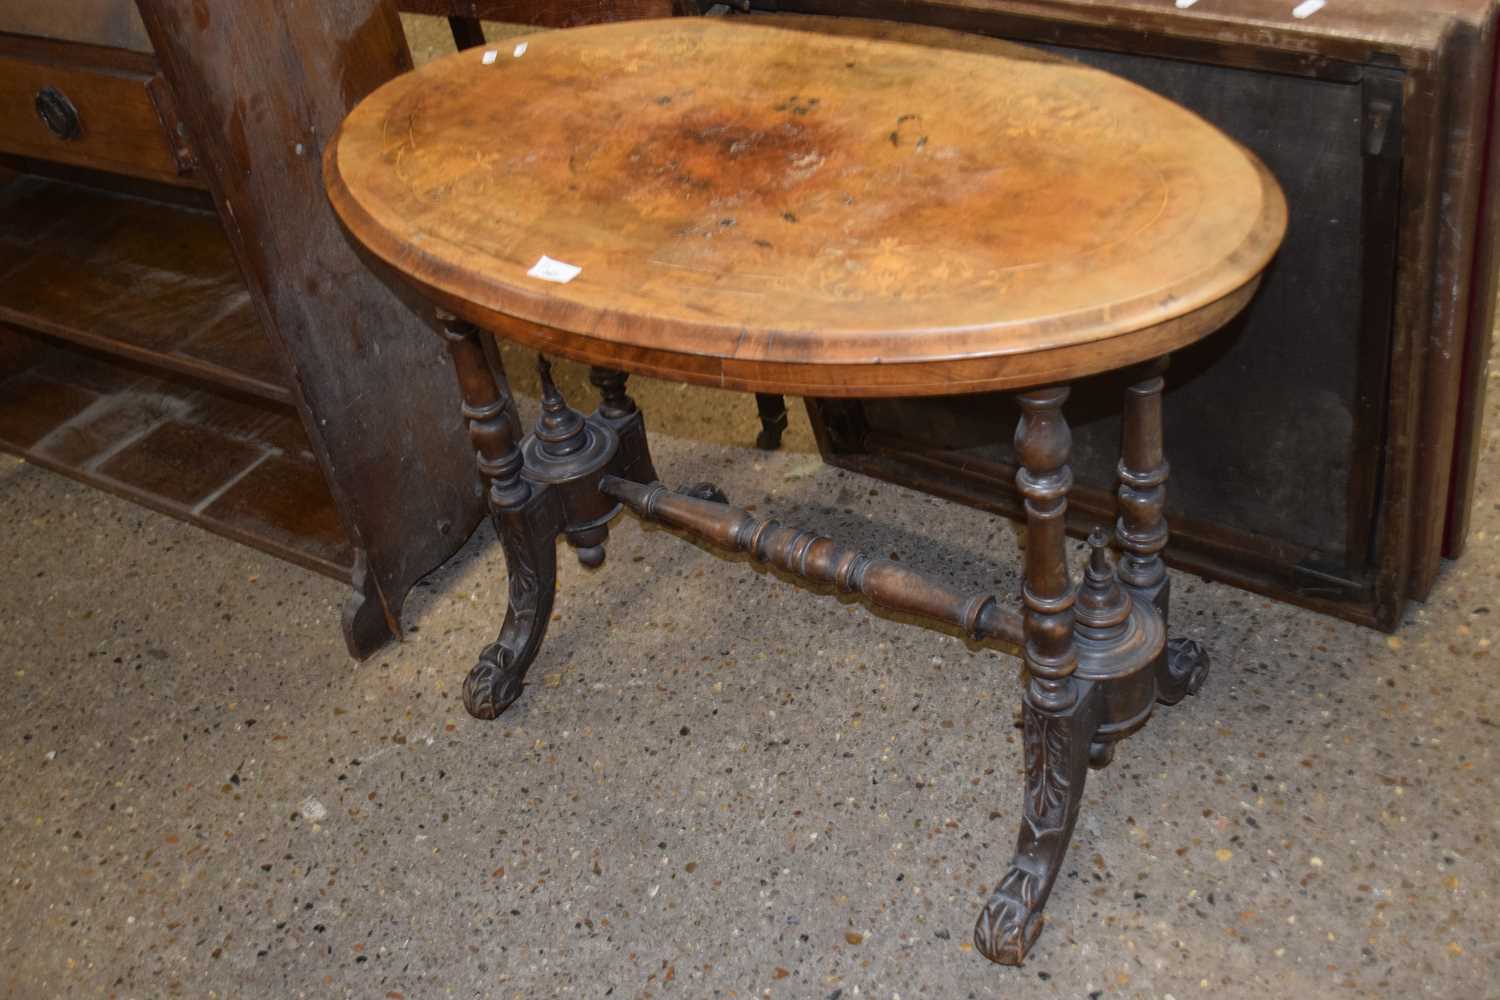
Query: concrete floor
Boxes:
[
  {"xmin": 3, "ymin": 337, "xmax": 1497, "ymax": 999},
  {"xmin": 2, "ymin": 17, "xmax": 1498, "ymax": 1000}
]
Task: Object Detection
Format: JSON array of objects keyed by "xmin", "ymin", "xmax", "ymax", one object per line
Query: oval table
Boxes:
[{"xmin": 325, "ymin": 14, "xmax": 1286, "ymax": 968}]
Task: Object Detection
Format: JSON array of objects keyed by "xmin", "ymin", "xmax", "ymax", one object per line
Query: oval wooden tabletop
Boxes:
[{"xmin": 326, "ymin": 15, "xmax": 1286, "ymax": 397}]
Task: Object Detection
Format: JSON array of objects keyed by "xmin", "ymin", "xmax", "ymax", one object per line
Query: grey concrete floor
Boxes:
[
  {"xmin": 1, "ymin": 16, "xmax": 1497, "ymax": 1000},
  {"xmin": 3, "ymin": 338, "xmax": 1497, "ymax": 999}
]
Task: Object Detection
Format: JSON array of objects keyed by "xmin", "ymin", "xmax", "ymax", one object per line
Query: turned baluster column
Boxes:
[
  {"xmin": 1116, "ymin": 357, "xmax": 1170, "ymax": 611},
  {"xmin": 1015, "ymin": 387, "xmax": 1078, "ymax": 712},
  {"xmin": 438, "ymin": 314, "xmax": 530, "ymax": 513},
  {"xmin": 588, "ymin": 366, "xmax": 637, "ymax": 421},
  {"xmin": 1115, "ymin": 356, "xmax": 1210, "ymax": 703},
  {"xmin": 587, "ymin": 365, "xmax": 659, "ymax": 484},
  {"xmin": 438, "ymin": 316, "xmax": 562, "ymax": 720},
  {"xmin": 975, "ymin": 386, "xmax": 1095, "ymax": 966}
]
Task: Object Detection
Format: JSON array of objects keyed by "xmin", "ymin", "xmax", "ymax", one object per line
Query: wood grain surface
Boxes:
[
  {"xmin": 0, "ymin": 52, "xmax": 190, "ymax": 186},
  {"xmin": 327, "ymin": 16, "xmax": 1285, "ymax": 396},
  {"xmin": 139, "ymin": 0, "xmax": 489, "ymax": 656},
  {"xmin": 0, "ymin": 0, "xmax": 153, "ymax": 53}
]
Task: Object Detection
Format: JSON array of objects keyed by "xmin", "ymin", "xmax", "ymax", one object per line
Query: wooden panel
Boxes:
[
  {"xmin": 1445, "ymin": 24, "xmax": 1500, "ymax": 557},
  {"xmin": 137, "ymin": 0, "xmax": 490, "ymax": 656},
  {"xmin": 96, "ymin": 420, "xmax": 263, "ymax": 506},
  {"xmin": 773, "ymin": 3, "xmax": 1442, "ymax": 630},
  {"xmin": 40, "ymin": 378, "xmax": 168, "ymax": 465},
  {"xmin": 0, "ymin": 173, "xmax": 289, "ymax": 403},
  {"xmin": 205, "ymin": 454, "xmax": 353, "ymax": 572},
  {"xmin": 0, "ymin": 1, "xmax": 154, "ymax": 54},
  {"xmin": 0, "ymin": 371, "xmax": 96, "ymax": 448},
  {"xmin": 0, "ymin": 340, "xmax": 354, "ymax": 580},
  {"xmin": 396, "ymin": 0, "xmax": 677, "ymax": 28},
  {"xmin": 772, "ymin": 0, "xmax": 1499, "ymax": 616},
  {"xmin": 0, "ymin": 51, "xmax": 192, "ymax": 186},
  {"xmin": 762, "ymin": 0, "xmax": 1486, "ymax": 69}
]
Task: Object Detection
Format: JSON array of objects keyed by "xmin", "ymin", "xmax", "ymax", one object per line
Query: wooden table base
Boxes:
[{"xmin": 437, "ymin": 313, "xmax": 1209, "ymax": 967}]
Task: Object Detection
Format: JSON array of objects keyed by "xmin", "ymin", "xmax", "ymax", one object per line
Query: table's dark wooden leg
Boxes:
[
  {"xmin": 754, "ymin": 393, "xmax": 789, "ymax": 450},
  {"xmin": 975, "ymin": 387, "xmax": 1101, "ymax": 966},
  {"xmin": 446, "ymin": 16, "xmax": 486, "ymax": 50},
  {"xmin": 1116, "ymin": 357, "xmax": 1209, "ymax": 704},
  {"xmin": 589, "ymin": 366, "xmax": 659, "ymax": 485},
  {"xmin": 440, "ymin": 317, "xmax": 561, "ymax": 719}
]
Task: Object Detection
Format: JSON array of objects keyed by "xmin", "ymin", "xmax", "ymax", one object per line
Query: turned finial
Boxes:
[
  {"xmin": 1075, "ymin": 528, "xmax": 1130, "ymax": 639},
  {"xmin": 535, "ymin": 355, "xmax": 588, "ymax": 457}
]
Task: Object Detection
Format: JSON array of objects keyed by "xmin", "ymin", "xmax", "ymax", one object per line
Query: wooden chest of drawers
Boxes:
[
  {"xmin": 0, "ymin": 1, "xmax": 485, "ymax": 656},
  {"xmin": 0, "ymin": 36, "xmax": 194, "ymax": 185}
]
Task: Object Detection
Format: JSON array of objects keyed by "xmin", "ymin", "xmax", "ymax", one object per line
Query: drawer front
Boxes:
[
  {"xmin": 0, "ymin": 2, "xmax": 154, "ymax": 55},
  {"xmin": 0, "ymin": 54, "xmax": 199, "ymax": 186}
]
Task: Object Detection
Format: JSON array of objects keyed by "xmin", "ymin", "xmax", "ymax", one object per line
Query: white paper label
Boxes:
[
  {"xmin": 1292, "ymin": 0, "xmax": 1325, "ymax": 18},
  {"xmin": 481, "ymin": 49, "xmax": 498, "ymax": 64},
  {"xmin": 527, "ymin": 255, "xmax": 581, "ymax": 283},
  {"xmin": 1174, "ymin": 0, "xmax": 1198, "ymax": 8},
  {"xmin": 513, "ymin": 42, "xmax": 529, "ymax": 57}
]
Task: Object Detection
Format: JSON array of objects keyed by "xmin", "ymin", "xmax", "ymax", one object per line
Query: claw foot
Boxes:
[
  {"xmin": 974, "ymin": 867, "xmax": 1044, "ymax": 965},
  {"xmin": 1157, "ymin": 637, "xmax": 1209, "ymax": 705},
  {"xmin": 679, "ymin": 482, "xmax": 728, "ymax": 504},
  {"xmin": 463, "ymin": 643, "xmax": 525, "ymax": 720}
]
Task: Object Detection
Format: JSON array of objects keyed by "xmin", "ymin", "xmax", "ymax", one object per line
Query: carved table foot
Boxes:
[
  {"xmin": 975, "ymin": 682, "xmax": 1101, "ymax": 965},
  {"xmin": 1156, "ymin": 636, "xmax": 1210, "ymax": 706},
  {"xmin": 462, "ymin": 496, "xmax": 561, "ymax": 719}
]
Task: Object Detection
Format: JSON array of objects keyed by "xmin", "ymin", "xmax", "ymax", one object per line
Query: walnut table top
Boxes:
[{"xmin": 324, "ymin": 16, "xmax": 1285, "ymax": 397}]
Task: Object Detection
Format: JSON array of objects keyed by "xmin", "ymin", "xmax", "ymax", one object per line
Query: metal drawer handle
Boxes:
[{"xmin": 35, "ymin": 87, "xmax": 81, "ymax": 141}]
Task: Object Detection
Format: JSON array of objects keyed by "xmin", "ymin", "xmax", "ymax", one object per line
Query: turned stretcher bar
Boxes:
[{"xmin": 600, "ymin": 476, "xmax": 1027, "ymax": 649}]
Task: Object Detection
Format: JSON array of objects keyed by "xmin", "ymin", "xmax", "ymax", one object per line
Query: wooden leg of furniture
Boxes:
[
  {"xmin": 447, "ymin": 16, "xmax": 486, "ymax": 50},
  {"xmin": 344, "ymin": 561, "xmax": 398, "ymax": 659},
  {"xmin": 440, "ymin": 317, "xmax": 560, "ymax": 718},
  {"xmin": 589, "ymin": 366, "xmax": 659, "ymax": 486},
  {"xmin": 440, "ymin": 325, "xmax": 648, "ymax": 718},
  {"xmin": 465, "ymin": 488, "xmax": 563, "ymax": 718},
  {"xmin": 974, "ymin": 386, "xmax": 1092, "ymax": 964},
  {"xmin": 976, "ymin": 680, "xmax": 1101, "ymax": 964},
  {"xmin": 975, "ymin": 386, "xmax": 1168, "ymax": 966},
  {"xmin": 1116, "ymin": 357, "xmax": 1210, "ymax": 705},
  {"xmin": 754, "ymin": 392, "xmax": 789, "ymax": 450}
]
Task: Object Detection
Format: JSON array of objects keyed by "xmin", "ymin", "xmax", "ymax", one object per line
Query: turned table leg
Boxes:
[
  {"xmin": 437, "ymin": 331, "xmax": 650, "ymax": 720},
  {"xmin": 439, "ymin": 316, "xmax": 561, "ymax": 719},
  {"xmin": 975, "ymin": 386, "xmax": 1101, "ymax": 966},
  {"xmin": 754, "ymin": 393, "xmax": 789, "ymax": 450},
  {"xmin": 589, "ymin": 366, "xmax": 659, "ymax": 485},
  {"xmin": 1116, "ymin": 357, "xmax": 1209, "ymax": 704}
]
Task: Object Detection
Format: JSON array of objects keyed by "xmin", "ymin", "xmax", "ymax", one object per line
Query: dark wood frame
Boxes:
[{"xmin": 784, "ymin": 0, "xmax": 1499, "ymax": 630}]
